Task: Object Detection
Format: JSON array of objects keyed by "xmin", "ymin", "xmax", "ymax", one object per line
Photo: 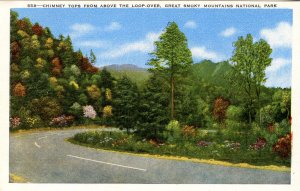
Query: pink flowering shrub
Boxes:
[
  {"xmin": 197, "ymin": 140, "xmax": 212, "ymax": 147},
  {"xmin": 249, "ymin": 138, "xmax": 267, "ymax": 151},
  {"xmin": 10, "ymin": 117, "xmax": 21, "ymax": 128},
  {"xmin": 83, "ymin": 105, "xmax": 96, "ymax": 119},
  {"xmin": 50, "ymin": 115, "xmax": 74, "ymax": 127}
]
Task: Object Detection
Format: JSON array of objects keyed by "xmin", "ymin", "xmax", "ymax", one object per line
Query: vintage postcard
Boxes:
[{"xmin": 0, "ymin": 1, "xmax": 300, "ymax": 191}]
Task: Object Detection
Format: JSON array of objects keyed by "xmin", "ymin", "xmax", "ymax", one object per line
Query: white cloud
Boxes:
[
  {"xmin": 104, "ymin": 22, "xmax": 122, "ymax": 32},
  {"xmin": 265, "ymin": 57, "xmax": 291, "ymax": 88},
  {"xmin": 100, "ymin": 31, "xmax": 161, "ymax": 59},
  {"xmin": 266, "ymin": 70, "xmax": 291, "ymax": 88},
  {"xmin": 266, "ymin": 58, "xmax": 291, "ymax": 73},
  {"xmin": 184, "ymin": 20, "xmax": 197, "ymax": 29},
  {"xmin": 220, "ymin": 27, "xmax": 237, "ymax": 37},
  {"xmin": 69, "ymin": 23, "xmax": 95, "ymax": 38},
  {"xmin": 191, "ymin": 46, "xmax": 224, "ymax": 62},
  {"xmin": 260, "ymin": 22, "xmax": 292, "ymax": 49},
  {"xmin": 76, "ymin": 40, "xmax": 108, "ymax": 48}
]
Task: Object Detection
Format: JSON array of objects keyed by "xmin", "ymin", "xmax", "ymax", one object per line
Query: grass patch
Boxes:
[
  {"xmin": 69, "ymin": 130, "xmax": 291, "ymax": 171},
  {"xmin": 10, "ymin": 125, "xmax": 108, "ymax": 135},
  {"xmin": 9, "ymin": 173, "xmax": 28, "ymax": 183}
]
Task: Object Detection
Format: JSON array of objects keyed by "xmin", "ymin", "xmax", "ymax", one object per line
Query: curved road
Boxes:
[{"xmin": 10, "ymin": 128, "xmax": 290, "ymax": 184}]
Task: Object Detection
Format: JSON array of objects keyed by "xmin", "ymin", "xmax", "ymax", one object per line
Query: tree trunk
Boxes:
[
  {"xmin": 171, "ymin": 77, "xmax": 174, "ymax": 119},
  {"xmin": 259, "ymin": 99, "xmax": 262, "ymax": 127}
]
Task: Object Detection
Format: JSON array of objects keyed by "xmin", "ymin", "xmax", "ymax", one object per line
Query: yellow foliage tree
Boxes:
[
  {"xmin": 105, "ymin": 88, "xmax": 112, "ymax": 100},
  {"xmin": 69, "ymin": 80, "xmax": 79, "ymax": 90},
  {"xmin": 87, "ymin": 84, "xmax": 101, "ymax": 100},
  {"xmin": 103, "ymin": 105, "xmax": 113, "ymax": 117},
  {"xmin": 45, "ymin": 37, "xmax": 53, "ymax": 49}
]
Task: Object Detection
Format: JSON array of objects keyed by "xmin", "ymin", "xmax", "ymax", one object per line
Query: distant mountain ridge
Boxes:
[
  {"xmin": 101, "ymin": 64, "xmax": 150, "ymax": 86},
  {"xmin": 191, "ymin": 60, "xmax": 232, "ymax": 86},
  {"xmin": 101, "ymin": 64, "xmax": 147, "ymax": 71},
  {"xmin": 100, "ymin": 61, "xmax": 233, "ymax": 87}
]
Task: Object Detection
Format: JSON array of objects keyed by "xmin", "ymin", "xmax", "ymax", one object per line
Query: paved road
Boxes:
[{"xmin": 10, "ymin": 128, "xmax": 291, "ymax": 184}]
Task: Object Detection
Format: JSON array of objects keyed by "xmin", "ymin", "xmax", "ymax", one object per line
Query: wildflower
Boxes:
[
  {"xmin": 10, "ymin": 117, "xmax": 21, "ymax": 128},
  {"xmin": 50, "ymin": 115, "xmax": 74, "ymax": 127},
  {"xmin": 249, "ymin": 138, "xmax": 267, "ymax": 151},
  {"xmin": 197, "ymin": 140, "xmax": 212, "ymax": 147},
  {"xmin": 83, "ymin": 105, "xmax": 97, "ymax": 119}
]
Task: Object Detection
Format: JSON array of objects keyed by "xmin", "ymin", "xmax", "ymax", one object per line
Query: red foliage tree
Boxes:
[
  {"xmin": 212, "ymin": 96, "xmax": 230, "ymax": 124},
  {"xmin": 32, "ymin": 24, "xmax": 43, "ymax": 36},
  {"xmin": 80, "ymin": 57, "xmax": 99, "ymax": 74},
  {"xmin": 51, "ymin": 57, "xmax": 63, "ymax": 76}
]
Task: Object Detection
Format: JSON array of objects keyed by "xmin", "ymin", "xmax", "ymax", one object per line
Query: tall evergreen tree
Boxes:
[
  {"xmin": 148, "ymin": 22, "xmax": 193, "ymax": 119},
  {"xmin": 89, "ymin": 49, "xmax": 97, "ymax": 65},
  {"xmin": 113, "ymin": 76, "xmax": 139, "ymax": 133},
  {"xmin": 137, "ymin": 75, "xmax": 169, "ymax": 139}
]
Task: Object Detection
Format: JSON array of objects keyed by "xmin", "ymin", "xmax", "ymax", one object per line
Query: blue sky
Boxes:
[{"xmin": 14, "ymin": 8, "xmax": 292, "ymax": 88}]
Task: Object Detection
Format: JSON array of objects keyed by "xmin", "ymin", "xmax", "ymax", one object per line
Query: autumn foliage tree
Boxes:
[
  {"xmin": 87, "ymin": 84, "xmax": 101, "ymax": 100},
  {"xmin": 80, "ymin": 57, "xmax": 99, "ymax": 74},
  {"xmin": 51, "ymin": 57, "xmax": 63, "ymax": 76},
  {"xmin": 13, "ymin": 83, "xmax": 26, "ymax": 97},
  {"xmin": 32, "ymin": 23, "xmax": 43, "ymax": 36},
  {"xmin": 212, "ymin": 96, "xmax": 230, "ymax": 125},
  {"xmin": 10, "ymin": 41, "xmax": 21, "ymax": 61}
]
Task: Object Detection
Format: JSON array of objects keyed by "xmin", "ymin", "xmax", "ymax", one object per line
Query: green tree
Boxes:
[
  {"xmin": 137, "ymin": 75, "xmax": 169, "ymax": 139},
  {"xmin": 89, "ymin": 49, "xmax": 97, "ymax": 65},
  {"xmin": 100, "ymin": 68, "xmax": 115, "ymax": 107},
  {"xmin": 113, "ymin": 76, "xmax": 139, "ymax": 133},
  {"xmin": 230, "ymin": 34, "xmax": 272, "ymax": 125},
  {"xmin": 148, "ymin": 22, "xmax": 193, "ymax": 119}
]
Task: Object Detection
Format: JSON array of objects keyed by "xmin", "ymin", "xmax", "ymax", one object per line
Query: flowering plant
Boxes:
[
  {"xmin": 224, "ymin": 140, "xmax": 240, "ymax": 151},
  {"xmin": 10, "ymin": 117, "xmax": 21, "ymax": 128},
  {"xmin": 249, "ymin": 138, "xmax": 267, "ymax": 151},
  {"xmin": 83, "ymin": 105, "xmax": 97, "ymax": 119},
  {"xmin": 50, "ymin": 115, "xmax": 74, "ymax": 127},
  {"xmin": 273, "ymin": 133, "xmax": 291, "ymax": 158},
  {"xmin": 197, "ymin": 140, "xmax": 212, "ymax": 147}
]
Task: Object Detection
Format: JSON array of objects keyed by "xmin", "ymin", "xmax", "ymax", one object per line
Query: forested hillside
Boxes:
[{"xmin": 10, "ymin": 11, "xmax": 115, "ymax": 128}]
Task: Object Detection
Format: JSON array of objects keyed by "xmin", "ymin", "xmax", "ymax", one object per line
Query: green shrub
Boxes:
[
  {"xmin": 225, "ymin": 119, "xmax": 246, "ymax": 131},
  {"xmin": 68, "ymin": 102, "xmax": 82, "ymax": 117},
  {"xmin": 259, "ymin": 105, "xmax": 275, "ymax": 128},
  {"xmin": 164, "ymin": 120, "xmax": 181, "ymax": 142},
  {"xmin": 29, "ymin": 97, "xmax": 62, "ymax": 121},
  {"xmin": 226, "ymin": 105, "xmax": 244, "ymax": 121},
  {"xmin": 24, "ymin": 115, "xmax": 43, "ymax": 128}
]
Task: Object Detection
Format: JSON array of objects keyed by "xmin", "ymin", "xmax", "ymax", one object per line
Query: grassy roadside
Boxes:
[
  {"xmin": 67, "ymin": 138, "xmax": 291, "ymax": 172},
  {"xmin": 9, "ymin": 173, "xmax": 28, "ymax": 183},
  {"xmin": 10, "ymin": 125, "xmax": 108, "ymax": 136}
]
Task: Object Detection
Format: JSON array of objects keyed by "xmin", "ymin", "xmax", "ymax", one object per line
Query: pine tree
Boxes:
[
  {"xmin": 149, "ymin": 22, "xmax": 193, "ymax": 119},
  {"xmin": 137, "ymin": 75, "xmax": 169, "ymax": 139},
  {"xmin": 113, "ymin": 76, "xmax": 139, "ymax": 133}
]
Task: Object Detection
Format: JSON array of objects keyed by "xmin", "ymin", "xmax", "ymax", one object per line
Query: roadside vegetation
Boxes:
[{"xmin": 10, "ymin": 11, "xmax": 291, "ymax": 167}]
